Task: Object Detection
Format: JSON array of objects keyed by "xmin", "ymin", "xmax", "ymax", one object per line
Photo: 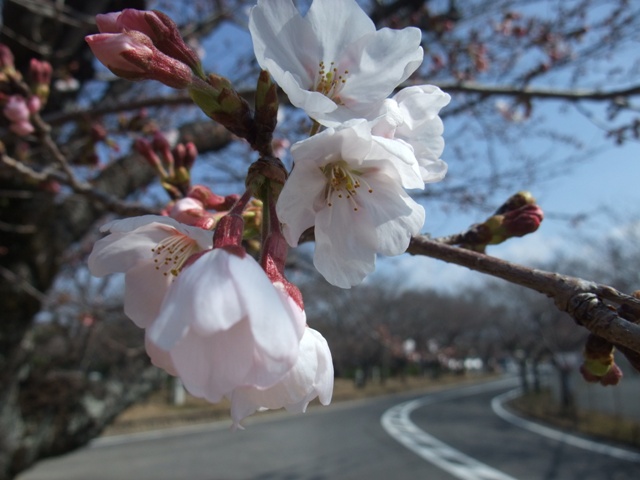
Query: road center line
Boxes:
[{"xmin": 381, "ymin": 380, "xmax": 519, "ymax": 480}]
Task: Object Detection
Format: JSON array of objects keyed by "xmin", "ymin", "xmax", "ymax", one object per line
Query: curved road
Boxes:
[{"xmin": 18, "ymin": 377, "xmax": 640, "ymax": 480}]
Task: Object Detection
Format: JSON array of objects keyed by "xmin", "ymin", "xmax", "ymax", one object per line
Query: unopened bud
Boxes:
[
  {"xmin": 173, "ymin": 142, "xmax": 198, "ymax": 171},
  {"xmin": 29, "ymin": 59, "xmax": 53, "ymax": 104},
  {"xmin": 502, "ymin": 203, "xmax": 544, "ymax": 237},
  {"xmin": 580, "ymin": 333, "xmax": 622, "ymax": 386},
  {"xmin": 494, "ymin": 190, "xmax": 536, "ymax": 215},
  {"xmin": 134, "ymin": 137, "xmax": 167, "ymax": 177},
  {"xmin": 0, "ymin": 44, "xmax": 15, "ymax": 72},
  {"xmin": 97, "ymin": 9, "xmax": 203, "ymax": 76},
  {"xmin": 85, "ymin": 31, "xmax": 194, "ymax": 89}
]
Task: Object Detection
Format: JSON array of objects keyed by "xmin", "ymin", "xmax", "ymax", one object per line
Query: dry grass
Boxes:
[
  {"xmin": 508, "ymin": 390, "xmax": 640, "ymax": 450},
  {"xmin": 103, "ymin": 373, "xmax": 492, "ymax": 436}
]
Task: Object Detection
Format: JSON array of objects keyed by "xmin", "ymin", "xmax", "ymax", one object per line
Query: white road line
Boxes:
[
  {"xmin": 491, "ymin": 389, "xmax": 640, "ymax": 463},
  {"xmin": 381, "ymin": 380, "xmax": 519, "ymax": 480}
]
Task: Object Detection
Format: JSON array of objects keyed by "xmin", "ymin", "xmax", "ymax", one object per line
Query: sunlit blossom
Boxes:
[
  {"xmin": 249, "ymin": 0, "xmax": 423, "ymax": 126},
  {"xmin": 371, "ymin": 85, "xmax": 450, "ymax": 183},
  {"xmin": 277, "ymin": 120, "xmax": 425, "ymax": 288}
]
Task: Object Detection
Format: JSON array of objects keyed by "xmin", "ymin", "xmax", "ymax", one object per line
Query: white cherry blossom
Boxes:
[
  {"xmin": 87, "ymin": 215, "xmax": 213, "ymax": 328},
  {"xmin": 147, "ymin": 248, "xmax": 305, "ymax": 403},
  {"xmin": 229, "ymin": 327, "xmax": 333, "ymax": 429},
  {"xmin": 276, "ymin": 120, "xmax": 425, "ymax": 288},
  {"xmin": 249, "ymin": 0, "xmax": 423, "ymax": 126},
  {"xmin": 372, "ymin": 85, "xmax": 450, "ymax": 183}
]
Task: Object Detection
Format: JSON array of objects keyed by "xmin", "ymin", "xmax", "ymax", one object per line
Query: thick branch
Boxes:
[{"xmin": 407, "ymin": 235, "xmax": 640, "ymax": 353}]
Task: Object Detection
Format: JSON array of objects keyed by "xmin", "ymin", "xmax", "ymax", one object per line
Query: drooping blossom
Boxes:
[
  {"xmin": 249, "ymin": 0, "xmax": 423, "ymax": 126},
  {"xmin": 371, "ymin": 85, "xmax": 450, "ymax": 183},
  {"xmin": 229, "ymin": 327, "xmax": 333, "ymax": 429},
  {"xmin": 277, "ymin": 120, "xmax": 425, "ymax": 288},
  {"xmin": 147, "ymin": 246, "xmax": 305, "ymax": 402},
  {"xmin": 87, "ymin": 215, "xmax": 213, "ymax": 328}
]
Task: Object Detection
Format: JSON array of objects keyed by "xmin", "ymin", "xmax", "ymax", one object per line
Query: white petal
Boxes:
[
  {"xmin": 100, "ymin": 215, "xmax": 180, "ymax": 233},
  {"xmin": 148, "ymin": 250, "xmax": 245, "ymax": 349},
  {"xmin": 145, "ymin": 333, "xmax": 177, "ymax": 376},
  {"xmin": 276, "ymin": 162, "xmax": 325, "ymax": 246},
  {"xmin": 314, "ymin": 201, "xmax": 377, "ymax": 288},
  {"xmin": 356, "ymin": 176, "xmax": 425, "ymax": 256},
  {"xmin": 123, "ymin": 261, "xmax": 172, "ymax": 328},
  {"xmin": 249, "ymin": 0, "xmax": 318, "ymax": 91},
  {"xmin": 87, "ymin": 226, "xmax": 168, "ymax": 277},
  {"xmin": 306, "ymin": 0, "xmax": 375, "ymax": 62}
]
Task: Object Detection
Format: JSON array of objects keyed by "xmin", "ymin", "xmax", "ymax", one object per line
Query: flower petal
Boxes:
[{"xmin": 314, "ymin": 200, "xmax": 378, "ymax": 288}]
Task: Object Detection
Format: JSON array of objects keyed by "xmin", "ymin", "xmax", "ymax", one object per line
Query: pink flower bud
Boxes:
[
  {"xmin": 0, "ymin": 44, "xmax": 15, "ymax": 71},
  {"xmin": 85, "ymin": 31, "xmax": 194, "ymax": 89},
  {"xmin": 27, "ymin": 95, "xmax": 41, "ymax": 114},
  {"xmin": 29, "ymin": 59, "xmax": 53, "ymax": 86},
  {"xmin": 96, "ymin": 9, "xmax": 201, "ymax": 73},
  {"xmin": 4, "ymin": 95, "xmax": 30, "ymax": 122},
  {"xmin": 502, "ymin": 204, "xmax": 544, "ymax": 237},
  {"xmin": 10, "ymin": 121, "xmax": 35, "ymax": 136}
]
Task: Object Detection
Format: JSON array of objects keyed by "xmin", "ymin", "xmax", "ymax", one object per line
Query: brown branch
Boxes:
[
  {"xmin": 1, "ymin": 153, "xmax": 154, "ymax": 217},
  {"xmin": 407, "ymin": 235, "xmax": 640, "ymax": 354},
  {"xmin": 430, "ymin": 81, "xmax": 640, "ymax": 103}
]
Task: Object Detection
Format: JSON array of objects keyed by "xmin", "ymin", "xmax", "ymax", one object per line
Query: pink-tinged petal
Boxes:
[
  {"xmin": 276, "ymin": 163, "xmax": 325, "ymax": 246},
  {"xmin": 169, "ymin": 332, "xmax": 215, "ymax": 399},
  {"xmin": 229, "ymin": 327, "xmax": 333, "ymax": 428},
  {"xmin": 145, "ymin": 333, "xmax": 177, "ymax": 376},
  {"xmin": 95, "ymin": 12, "xmax": 121, "ymax": 33},
  {"xmin": 123, "ymin": 261, "xmax": 172, "ymax": 328},
  {"xmin": 148, "ymin": 250, "xmax": 245, "ymax": 349},
  {"xmin": 230, "ymin": 255, "xmax": 301, "ymax": 370},
  {"xmin": 314, "ymin": 201, "xmax": 378, "ymax": 288},
  {"xmin": 85, "ymin": 33, "xmax": 152, "ymax": 74}
]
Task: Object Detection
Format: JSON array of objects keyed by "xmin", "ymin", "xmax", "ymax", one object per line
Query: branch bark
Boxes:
[{"xmin": 407, "ymin": 235, "xmax": 640, "ymax": 353}]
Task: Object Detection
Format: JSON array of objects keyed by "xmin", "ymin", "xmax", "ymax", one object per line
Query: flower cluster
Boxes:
[
  {"xmin": 88, "ymin": 202, "xmax": 333, "ymax": 429},
  {"xmin": 0, "ymin": 48, "xmax": 52, "ymax": 137},
  {"xmin": 250, "ymin": 0, "xmax": 450, "ymax": 288},
  {"xmin": 86, "ymin": 0, "xmax": 449, "ymax": 427}
]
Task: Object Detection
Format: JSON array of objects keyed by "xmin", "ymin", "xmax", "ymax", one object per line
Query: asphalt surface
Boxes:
[{"xmin": 18, "ymin": 377, "xmax": 640, "ymax": 480}]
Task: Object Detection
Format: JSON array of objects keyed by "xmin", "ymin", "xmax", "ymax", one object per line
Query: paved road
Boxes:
[{"xmin": 18, "ymin": 377, "xmax": 640, "ymax": 480}]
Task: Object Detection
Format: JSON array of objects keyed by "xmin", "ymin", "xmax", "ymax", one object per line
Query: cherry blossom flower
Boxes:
[
  {"xmin": 147, "ymin": 247, "xmax": 305, "ymax": 402},
  {"xmin": 87, "ymin": 215, "xmax": 213, "ymax": 328},
  {"xmin": 276, "ymin": 120, "xmax": 425, "ymax": 288},
  {"xmin": 371, "ymin": 85, "xmax": 450, "ymax": 183},
  {"xmin": 229, "ymin": 327, "xmax": 333, "ymax": 429},
  {"xmin": 249, "ymin": 0, "xmax": 423, "ymax": 126}
]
